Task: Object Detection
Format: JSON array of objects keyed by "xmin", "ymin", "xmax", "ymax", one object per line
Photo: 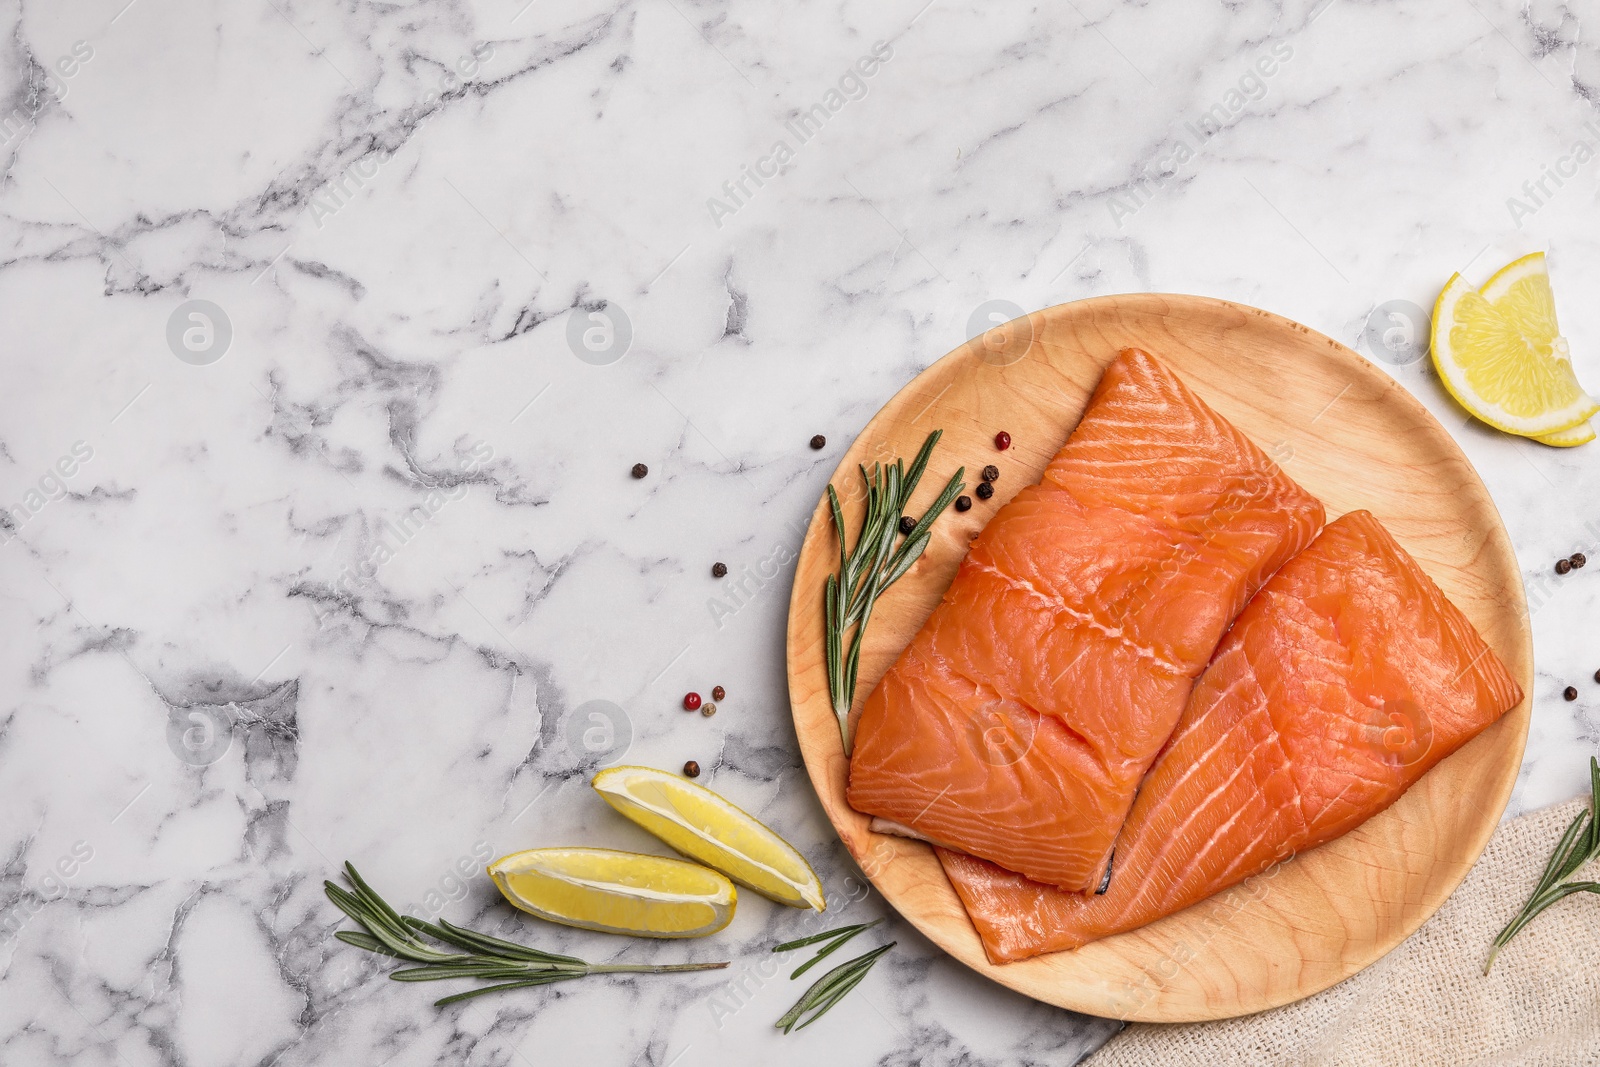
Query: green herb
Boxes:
[
  {"xmin": 773, "ymin": 942, "xmax": 896, "ymax": 1033},
  {"xmin": 325, "ymin": 862, "xmax": 728, "ymax": 1006},
  {"xmin": 1485, "ymin": 757, "xmax": 1600, "ymax": 974},
  {"xmin": 773, "ymin": 918, "xmax": 881, "ymax": 979},
  {"xmin": 825, "ymin": 430, "xmax": 964, "ymax": 754}
]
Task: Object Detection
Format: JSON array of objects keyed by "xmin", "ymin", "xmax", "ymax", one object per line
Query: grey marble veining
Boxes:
[{"xmin": 1, "ymin": 0, "xmax": 1598, "ymax": 1064}]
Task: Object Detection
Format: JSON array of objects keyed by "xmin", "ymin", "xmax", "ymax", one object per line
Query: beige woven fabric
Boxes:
[{"xmin": 1086, "ymin": 798, "xmax": 1600, "ymax": 1067}]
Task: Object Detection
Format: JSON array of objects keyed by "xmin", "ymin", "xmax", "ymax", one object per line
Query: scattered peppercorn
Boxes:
[
  {"xmin": 1557, "ymin": 558, "xmax": 1573, "ymax": 575},
  {"xmin": 810, "ymin": 434, "xmax": 826, "ymax": 450},
  {"xmin": 683, "ymin": 760, "xmax": 700, "ymax": 778},
  {"xmin": 981, "ymin": 465, "xmax": 1000, "ymax": 483},
  {"xmin": 1565, "ymin": 686, "xmax": 1579, "ymax": 701},
  {"xmin": 631, "ymin": 463, "xmax": 648, "ymax": 479},
  {"xmin": 899, "ymin": 515, "xmax": 916, "ymax": 535},
  {"xmin": 975, "ymin": 481, "xmax": 994, "ymax": 501},
  {"xmin": 701, "ymin": 703, "xmax": 717, "ymax": 717},
  {"xmin": 955, "ymin": 495, "xmax": 973, "ymax": 512},
  {"xmin": 994, "ymin": 431, "xmax": 1011, "ymax": 451},
  {"xmin": 712, "ymin": 562, "xmax": 728, "ymax": 578},
  {"xmin": 1572, "ymin": 552, "xmax": 1588, "ymax": 569},
  {"xmin": 711, "ymin": 685, "xmax": 726, "ymax": 701},
  {"xmin": 1594, "ymin": 668, "xmax": 1600, "ymax": 684},
  {"xmin": 683, "ymin": 692, "xmax": 702, "ymax": 711}
]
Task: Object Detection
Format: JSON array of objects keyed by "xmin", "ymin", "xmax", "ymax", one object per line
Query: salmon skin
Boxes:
[
  {"xmin": 846, "ymin": 349, "xmax": 1325, "ymax": 893},
  {"xmin": 938, "ymin": 510, "xmax": 1525, "ymax": 962}
]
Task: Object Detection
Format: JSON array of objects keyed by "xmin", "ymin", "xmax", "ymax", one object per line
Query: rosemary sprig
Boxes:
[
  {"xmin": 773, "ymin": 918, "xmax": 881, "ymax": 979},
  {"xmin": 774, "ymin": 942, "xmax": 896, "ymax": 1034},
  {"xmin": 325, "ymin": 862, "xmax": 728, "ymax": 1006},
  {"xmin": 1485, "ymin": 756, "xmax": 1600, "ymax": 974},
  {"xmin": 825, "ymin": 430, "xmax": 964, "ymax": 753}
]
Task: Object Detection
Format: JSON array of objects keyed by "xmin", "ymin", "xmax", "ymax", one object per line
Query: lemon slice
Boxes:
[
  {"xmin": 1431, "ymin": 252, "xmax": 1598, "ymax": 437},
  {"xmin": 593, "ymin": 766, "xmax": 826, "ymax": 911},
  {"xmin": 487, "ymin": 847, "xmax": 735, "ymax": 938},
  {"xmin": 1534, "ymin": 421, "xmax": 1595, "ymax": 447}
]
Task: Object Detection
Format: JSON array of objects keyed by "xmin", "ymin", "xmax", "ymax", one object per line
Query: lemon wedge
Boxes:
[
  {"xmin": 593, "ymin": 765, "xmax": 826, "ymax": 911},
  {"xmin": 1431, "ymin": 252, "xmax": 1598, "ymax": 437},
  {"xmin": 487, "ymin": 847, "xmax": 735, "ymax": 938},
  {"xmin": 1534, "ymin": 421, "xmax": 1595, "ymax": 447}
]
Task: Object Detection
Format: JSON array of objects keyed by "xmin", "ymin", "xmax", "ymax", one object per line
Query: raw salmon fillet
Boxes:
[
  {"xmin": 846, "ymin": 349, "xmax": 1325, "ymax": 892},
  {"xmin": 939, "ymin": 509, "xmax": 1525, "ymax": 961}
]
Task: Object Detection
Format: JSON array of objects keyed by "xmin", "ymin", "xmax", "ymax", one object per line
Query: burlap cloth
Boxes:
[{"xmin": 1085, "ymin": 797, "xmax": 1600, "ymax": 1067}]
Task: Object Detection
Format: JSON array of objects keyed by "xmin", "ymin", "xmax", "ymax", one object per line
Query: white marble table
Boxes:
[{"xmin": 2, "ymin": 1, "xmax": 1597, "ymax": 1064}]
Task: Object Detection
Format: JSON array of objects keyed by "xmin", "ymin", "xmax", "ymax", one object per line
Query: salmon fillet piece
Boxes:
[
  {"xmin": 846, "ymin": 349, "xmax": 1325, "ymax": 892},
  {"xmin": 938, "ymin": 510, "xmax": 1525, "ymax": 961}
]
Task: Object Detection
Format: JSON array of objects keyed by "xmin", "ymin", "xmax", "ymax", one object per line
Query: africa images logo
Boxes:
[
  {"xmin": 965, "ymin": 698, "xmax": 1038, "ymax": 767},
  {"xmin": 166, "ymin": 704, "xmax": 236, "ymax": 766},
  {"xmin": 566, "ymin": 302, "xmax": 633, "ymax": 366},
  {"xmin": 1358, "ymin": 697, "xmax": 1433, "ymax": 768},
  {"xmin": 563, "ymin": 700, "xmax": 633, "ymax": 768},
  {"xmin": 166, "ymin": 300, "xmax": 232, "ymax": 366}
]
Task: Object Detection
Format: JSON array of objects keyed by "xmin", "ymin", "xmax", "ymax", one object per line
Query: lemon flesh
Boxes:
[
  {"xmin": 593, "ymin": 766, "xmax": 826, "ymax": 911},
  {"xmin": 1430, "ymin": 252, "xmax": 1598, "ymax": 437},
  {"xmin": 488, "ymin": 847, "xmax": 735, "ymax": 938}
]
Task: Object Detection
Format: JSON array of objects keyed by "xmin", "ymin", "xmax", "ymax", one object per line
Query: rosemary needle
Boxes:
[
  {"xmin": 771, "ymin": 918, "xmax": 880, "ymax": 952},
  {"xmin": 325, "ymin": 862, "xmax": 729, "ymax": 1006},
  {"xmin": 774, "ymin": 942, "xmax": 896, "ymax": 1034},
  {"xmin": 825, "ymin": 430, "xmax": 964, "ymax": 754},
  {"xmin": 773, "ymin": 919, "xmax": 881, "ymax": 979},
  {"xmin": 1485, "ymin": 756, "xmax": 1600, "ymax": 974}
]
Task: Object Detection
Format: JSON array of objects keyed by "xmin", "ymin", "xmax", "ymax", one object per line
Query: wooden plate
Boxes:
[{"xmin": 783, "ymin": 294, "xmax": 1533, "ymax": 1022}]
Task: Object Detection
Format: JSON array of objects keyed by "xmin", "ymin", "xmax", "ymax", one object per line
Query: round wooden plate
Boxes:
[{"xmin": 783, "ymin": 294, "xmax": 1533, "ymax": 1023}]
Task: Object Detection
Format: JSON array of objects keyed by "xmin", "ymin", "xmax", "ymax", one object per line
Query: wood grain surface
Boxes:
[{"xmin": 783, "ymin": 294, "xmax": 1533, "ymax": 1023}]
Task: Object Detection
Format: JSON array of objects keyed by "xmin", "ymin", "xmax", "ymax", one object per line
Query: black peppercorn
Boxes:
[
  {"xmin": 711, "ymin": 685, "xmax": 726, "ymax": 701},
  {"xmin": 975, "ymin": 482, "xmax": 994, "ymax": 501},
  {"xmin": 981, "ymin": 465, "xmax": 999, "ymax": 483},
  {"xmin": 1572, "ymin": 552, "xmax": 1588, "ymax": 569},
  {"xmin": 683, "ymin": 761, "xmax": 700, "ymax": 778},
  {"xmin": 1564, "ymin": 686, "xmax": 1579, "ymax": 701},
  {"xmin": 899, "ymin": 515, "xmax": 916, "ymax": 534},
  {"xmin": 711, "ymin": 562, "xmax": 728, "ymax": 578},
  {"xmin": 1557, "ymin": 558, "xmax": 1573, "ymax": 575},
  {"xmin": 954, "ymin": 495, "xmax": 972, "ymax": 512},
  {"xmin": 810, "ymin": 435, "xmax": 826, "ymax": 450},
  {"xmin": 631, "ymin": 463, "xmax": 648, "ymax": 479}
]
